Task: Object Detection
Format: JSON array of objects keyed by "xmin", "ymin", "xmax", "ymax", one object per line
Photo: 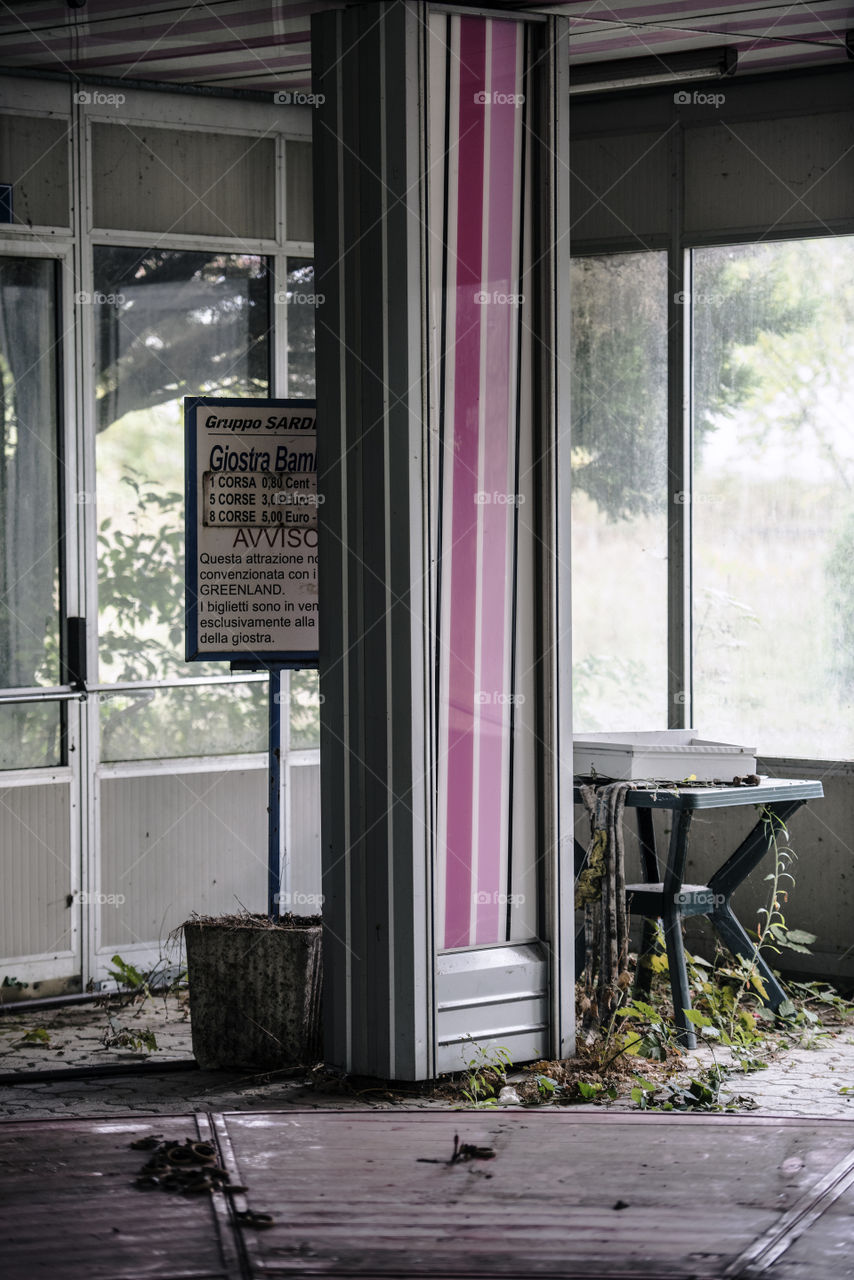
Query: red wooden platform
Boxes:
[{"xmin": 1, "ymin": 1110, "xmax": 853, "ymax": 1278}]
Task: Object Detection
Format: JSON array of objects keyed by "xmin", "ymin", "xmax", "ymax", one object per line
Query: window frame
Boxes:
[{"xmin": 569, "ymin": 65, "xmax": 854, "ymax": 758}]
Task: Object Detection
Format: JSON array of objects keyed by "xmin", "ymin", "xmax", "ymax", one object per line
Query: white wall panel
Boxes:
[
  {"xmin": 99, "ymin": 767, "xmax": 267, "ymax": 949},
  {"xmin": 287, "ymin": 762, "xmax": 321, "ymax": 909},
  {"xmin": 0, "ymin": 781, "xmax": 73, "ymax": 963}
]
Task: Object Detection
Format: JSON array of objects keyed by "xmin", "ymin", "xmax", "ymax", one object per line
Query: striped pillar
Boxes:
[
  {"xmin": 313, "ymin": 1, "xmax": 573, "ymax": 1080},
  {"xmin": 434, "ymin": 16, "xmax": 527, "ymax": 951}
]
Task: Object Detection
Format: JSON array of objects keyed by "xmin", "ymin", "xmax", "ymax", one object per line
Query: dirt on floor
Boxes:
[{"xmin": 2, "ymin": 986, "xmax": 854, "ymax": 1122}]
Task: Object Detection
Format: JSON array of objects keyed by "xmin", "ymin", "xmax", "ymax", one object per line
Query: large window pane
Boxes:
[
  {"xmin": 692, "ymin": 237, "xmax": 854, "ymax": 759},
  {"xmin": 289, "ymin": 670, "xmax": 320, "ymax": 749},
  {"xmin": 570, "ymin": 252, "xmax": 669, "ymax": 730},
  {"xmin": 0, "ymin": 257, "xmax": 62, "ymax": 766},
  {"xmin": 99, "ymin": 682, "xmax": 267, "ymax": 763},
  {"xmin": 284, "ymin": 258, "xmax": 317, "ymax": 397},
  {"xmin": 94, "ymin": 247, "xmax": 270, "ymax": 686},
  {"xmin": 94, "ymin": 248, "xmax": 270, "ymax": 759}
]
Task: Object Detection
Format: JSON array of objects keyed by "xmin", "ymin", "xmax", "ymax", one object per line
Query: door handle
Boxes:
[{"xmin": 63, "ymin": 616, "xmax": 87, "ymax": 692}]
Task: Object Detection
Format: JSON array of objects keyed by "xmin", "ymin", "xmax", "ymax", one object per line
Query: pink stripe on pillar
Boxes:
[
  {"xmin": 475, "ymin": 22, "xmax": 521, "ymax": 943},
  {"xmin": 443, "ymin": 16, "xmax": 487, "ymax": 949}
]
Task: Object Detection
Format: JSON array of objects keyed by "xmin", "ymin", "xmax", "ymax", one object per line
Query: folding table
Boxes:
[{"xmin": 574, "ymin": 778, "xmax": 824, "ymax": 1048}]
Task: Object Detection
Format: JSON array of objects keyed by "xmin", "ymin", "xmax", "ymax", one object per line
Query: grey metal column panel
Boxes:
[
  {"xmin": 312, "ymin": 1, "xmax": 434, "ymax": 1081},
  {"xmin": 542, "ymin": 15, "xmax": 575, "ymax": 1061},
  {"xmin": 313, "ymin": 7, "xmax": 351, "ymax": 1072}
]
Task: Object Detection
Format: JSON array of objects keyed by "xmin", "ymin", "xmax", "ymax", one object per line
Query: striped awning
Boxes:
[{"xmin": 0, "ymin": 1, "xmax": 849, "ymax": 93}]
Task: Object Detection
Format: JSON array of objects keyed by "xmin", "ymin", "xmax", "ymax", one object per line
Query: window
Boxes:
[
  {"xmin": 94, "ymin": 247, "xmax": 271, "ymax": 757},
  {"xmin": 570, "ymin": 251, "xmax": 669, "ymax": 731},
  {"xmin": 571, "ymin": 236, "xmax": 854, "ymax": 759},
  {"xmin": 0, "ymin": 256, "xmax": 63, "ymax": 767},
  {"xmin": 692, "ymin": 237, "xmax": 854, "ymax": 759},
  {"xmin": 569, "ymin": 69, "xmax": 854, "ymax": 762}
]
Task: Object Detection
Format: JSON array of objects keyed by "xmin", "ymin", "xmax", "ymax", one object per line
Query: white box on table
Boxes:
[{"xmin": 572, "ymin": 730, "xmax": 757, "ymax": 782}]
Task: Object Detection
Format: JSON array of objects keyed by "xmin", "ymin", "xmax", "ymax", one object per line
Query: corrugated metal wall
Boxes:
[
  {"xmin": 0, "ymin": 780, "xmax": 73, "ymax": 964},
  {"xmin": 99, "ymin": 767, "xmax": 269, "ymax": 948}
]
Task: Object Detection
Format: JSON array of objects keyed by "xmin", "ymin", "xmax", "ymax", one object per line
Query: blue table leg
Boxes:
[
  {"xmin": 706, "ymin": 799, "xmax": 806, "ymax": 1015},
  {"xmin": 661, "ymin": 810, "xmax": 696, "ymax": 1049},
  {"xmin": 633, "ymin": 807, "xmax": 661, "ymax": 998},
  {"xmin": 707, "ymin": 800, "xmax": 805, "ymax": 899},
  {"xmin": 708, "ymin": 902, "xmax": 789, "ymax": 1011}
]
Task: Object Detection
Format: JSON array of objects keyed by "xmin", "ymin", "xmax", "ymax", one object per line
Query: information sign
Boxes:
[{"xmin": 185, "ymin": 397, "xmax": 318, "ymax": 664}]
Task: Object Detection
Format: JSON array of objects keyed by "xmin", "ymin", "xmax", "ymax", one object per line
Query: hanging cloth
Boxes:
[{"xmin": 576, "ymin": 780, "xmax": 633, "ymax": 1034}]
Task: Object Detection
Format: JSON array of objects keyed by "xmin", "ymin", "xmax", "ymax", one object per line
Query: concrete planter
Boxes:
[{"xmin": 183, "ymin": 917, "xmax": 322, "ymax": 1070}]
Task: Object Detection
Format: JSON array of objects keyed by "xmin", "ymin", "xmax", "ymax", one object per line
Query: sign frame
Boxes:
[{"xmin": 185, "ymin": 395, "xmax": 319, "ymax": 668}]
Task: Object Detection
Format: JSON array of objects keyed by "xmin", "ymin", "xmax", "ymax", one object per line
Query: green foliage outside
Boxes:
[
  {"xmin": 91, "ymin": 248, "xmax": 320, "ymax": 762},
  {"xmin": 571, "ymin": 236, "xmax": 854, "ymax": 756}
]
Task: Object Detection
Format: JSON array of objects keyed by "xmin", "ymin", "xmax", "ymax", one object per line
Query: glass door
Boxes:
[
  {"xmin": 0, "ymin": 251, "xmax": 82, "ymax": 989},
  {"xmin": 89, "ymin": 248, "xmax": 272, "ymax": 974}
]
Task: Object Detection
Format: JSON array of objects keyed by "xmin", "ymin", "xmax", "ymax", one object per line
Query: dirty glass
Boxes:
[
  {"xmin": 99, "ymin": 682, "xmax": 267, "ymax": 763},
  {"xmin": 94, "ymin": 247, "xmax": 269, "ymax": 686},
  {"xmin": 692, "ymin": 237, "xmax": 854, "ymax": 759},
  {"xmin": 94, "ymin": 247, "xmax": 270, "ymax": 758},
  {"xmin": 0, "ymin": 257, "xmax": 62, "ymax": 766},
  {"xmin": 284, "ymin": 258, "xmax": 317, "ymax": 397},
  {"xmin": 281, "ymin": 259, "xmax": 319, "ymax": 735},
  {"xmin": 570, "ymin": 251, "xmax": 669, "ymax": 730}
]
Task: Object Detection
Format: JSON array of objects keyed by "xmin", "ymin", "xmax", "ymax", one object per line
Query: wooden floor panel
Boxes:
[
  {"xmin": 1, "ymin": 1109, "xmax": 853, "ymax": 1278},
  {"xmin": 220, "ymin": 1111, "xmax": 854, "ymax": 1279},
  {"xmin": 0, "ymin": 1115, "xmax": 232, "ymax": 1280}
]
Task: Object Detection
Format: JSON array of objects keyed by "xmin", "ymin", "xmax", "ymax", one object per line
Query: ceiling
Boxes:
[{"xmin": 0, "ymin": 1, "xmax": 850, "ymax": 93}]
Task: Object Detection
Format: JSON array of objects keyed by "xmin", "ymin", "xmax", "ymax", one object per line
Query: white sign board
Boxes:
[{"xmin": 185, "ymin": 397, "xmax": 318, "ymax": 664}]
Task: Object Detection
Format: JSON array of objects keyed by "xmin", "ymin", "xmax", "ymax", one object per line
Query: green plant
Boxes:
[
  {"xmin": 107, "ymin": 953, "xmax": 149, "ymax": 996},
  {"xmin": 713, "ymin": 809, "xmax": 815, "ymax": 1037},
  {"xmin": 107, "ymin": 952, "xmax": 186, "ymax": 1003},
  {"xmin": 460, "ymin": 1039, "xmax": 513, "ymax": 1108},
  {"xmin": 21, "ymin": 1026, "xmax": 50, "ymax": 1046},
  {"xmin": 630, "ymin": 1066, "xmax": 756, "ymax": 1113},
  {"xmin": 100, "ymin": 951, "xmax": 187, "ymax": 1054},
  {"xmin": 610, "ymin": 997, "xmax": 676, "ymax": 1063},
  {"xmin": 575, "ymin": 1079, "xmax": 618, "ymax": 1103},
  {"xmin": 102, "ymin": 1016, "xmax": 158, "ymax": 1053},
  {"xmin": 787, "ymin": 980, "xmax": 854, "ymax": 1018},
  {"xmin": 535, "ymin": 1073, "xmax": 560, "ymax": 1101}
]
